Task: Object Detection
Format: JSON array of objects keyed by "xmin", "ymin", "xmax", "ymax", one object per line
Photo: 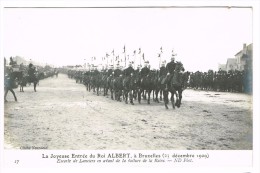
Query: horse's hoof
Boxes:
[
  {"xmin": 131, "ymin": 102, "xmax": 134, "ymax": 105},
  {"xmin": 165, "ymin": 105, "xmax": 168, "ymax": 109}
]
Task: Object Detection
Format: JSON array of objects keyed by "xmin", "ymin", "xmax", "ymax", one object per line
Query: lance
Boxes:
[{"xmin": 158, "ymin": 53, "xmax": 161, "ymax": 68}]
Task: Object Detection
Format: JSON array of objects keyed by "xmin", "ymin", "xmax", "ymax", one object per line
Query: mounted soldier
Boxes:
[
  {"xmin": 9, "ymin": 57, "xmax": 17, "ymax": 66},
  {"xmin": 113, "ymin": 64, "xmax": 122, "ymax": 77},
  {"xmin": 123, "ymin": 62, "xmax": 135, "ymax": 104},
  {"xmin": 140, "ymin": 61, "xmax": 150, "ymax": 78},
  {"xmin": 166, "ymin": 54, "xmax": 177, "ymax": 75},
  {"xmin": 159, "ymin": 61, "xmax": 167, "ymax": 77},
  {"xmin": 134, "ymin": 65, "xmax": 142, "ymax": 76},
  {"xmin": 124, "ymin": 62, "xmax": 135, "ymax": 77},
  {"xmin": 28, "ymin": 63, "xmax": 36, "ymax": 80},
  {"xmin": 107, "ymin": 65, "xmax": 114, "ymax": 77},
  {"xmin": 4, "ymin": 67, "xmax": 18, "ymax": 102}
]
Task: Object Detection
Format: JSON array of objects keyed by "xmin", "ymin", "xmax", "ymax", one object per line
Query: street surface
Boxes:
[{"xmin": 4, "ymin": 74, "xmax": 252, "ymax": 150}]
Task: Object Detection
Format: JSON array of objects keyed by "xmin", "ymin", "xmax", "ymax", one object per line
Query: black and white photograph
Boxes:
[{"xmin": 1, "ymin": 0, "xmax": 259, "ymax": 173}]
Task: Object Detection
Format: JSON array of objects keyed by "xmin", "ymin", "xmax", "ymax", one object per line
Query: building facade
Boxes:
[{"xmin": 234, "ymin": 43, "xmax": 253, "ymax": 71}]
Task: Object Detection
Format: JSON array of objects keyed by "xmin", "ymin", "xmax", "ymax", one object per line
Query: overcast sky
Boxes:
[{"xmin": 3, "ymin": 7, "xmax": 252, "ymax": 72}]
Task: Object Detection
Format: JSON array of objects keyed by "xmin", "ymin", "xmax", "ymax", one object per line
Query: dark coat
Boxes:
[
  {"xmin": 166, "ymin": 61, "xmax": 176, "ymax": 74},
  {"xmin": 124, "ymin": 66, "xmax": 135, "ymax": 77},
  {"xmin": 159, "ymin": 66, "xmax": 167, "ymax": 76},
  {"xmin": 140, "ymin": 67, "xmax": 150, "ymax": 77}
]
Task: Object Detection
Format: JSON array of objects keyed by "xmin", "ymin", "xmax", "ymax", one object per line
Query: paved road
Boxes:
[{"xmin": 4, "ymin": 74, "xmax": 252, "ymax": 150}]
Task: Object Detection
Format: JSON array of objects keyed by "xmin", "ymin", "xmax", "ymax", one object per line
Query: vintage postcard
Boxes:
[{"xmin": 1, "ymin": 0, "xmax": 259, "ymax": 173}]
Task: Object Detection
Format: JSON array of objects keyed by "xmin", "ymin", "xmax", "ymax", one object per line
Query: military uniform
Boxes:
[
  {"xmin": 114, "ymin": 69, "xmax": 122, "ymax": 77},
  {"xmin": 159, "ymin": 66, "xmax": 167, "ymax": 76},
  {"xmin": 124, "ymin": 66, "xmax": 135, "ymax": 77},
  {"xmin": 166, "ymin": 61, "xmax": 176, "ymax": 74},
  {"xmin": 140, "ymin": 66, "xmax": 150, "ymax": 77}
]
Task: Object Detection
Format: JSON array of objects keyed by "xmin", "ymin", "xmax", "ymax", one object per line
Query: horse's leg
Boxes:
[
  {"xmin": 174, "ymin": 89, "xmax": 180, "ymax": 108},
  {"xmin": 111, "ymin": 88, "xmax": 114, "ymax": 100},
  {"xmin": 163, "ymin": 90, "xmax": 168, "ymax": 109},
  {"xmin": 152, "ymin": 90, "xmax": 155, "ymax": 102},
  {"xmin": 171, "ymin": 91, "xmax": 176, "ymax": 109},
  {"xmin": 124, "ymin": 90, "xmax": 128, "ymax": 104},
  {"xmin": 147, "ymin": 90, "xmax": 151, "ymax": 104},
  {"xmin": 143, "ymin": 90, "xmax": 147, "ymax": 100},
  {"xmin": 115, "ymin": 89, "xmax": 118, "ymax": 101},
  {"xmin": 34, "ymin": 82, "xmax": 37, "ymax": 92},
  {"xmin": 159, "ymin": 89, "xmax": 163, "ymax": 101},
  {"xmin": 177, "ymin": 89, "xmax": 182, "ymax": 108},
  {"xmin": 138, "ymin": 89, "xmax": 142, "ymax": 104},
  {"xmin": 119, "ymin": 90, "xmax": 122, "ymax": 102},
  {"xmin": 129, "ymin": 90, "xmax": 134, "ymax": 105},
  {"xmin": 10, "ymin": 89, "xmax": 18, "ymax": 101},
  {"xmin": 122, "ymin": 90, "xmax": 125, "ymax": 101},
  {"xmin": 4, "ymin": 88, "xmax": 9, "ymax": 102},
  {"xmin": 155, "ymin": 89, "xmax": 160, "ymax": 103}
]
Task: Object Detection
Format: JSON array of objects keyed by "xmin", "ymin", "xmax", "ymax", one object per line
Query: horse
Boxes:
[
  {"xmin": 26, "ymin": 72, "xmax": 39, "ymax": 92},
  {"xmin": 123, "ymin": 74, "xmax": 135, "ymax": 105},
  {"xmin": 137, "ymin": 71, "xmax": 156, "ymax": 104},
  {"xmin": 55, "ymin": 70, "xmax": 59, "ymax": 78},
  {"xmin": 164, "ymin": 61, "xmax": 188, "ymax": 109},
  {"xmin": 92, "ymin": 73, "xmax": 102, "ymax": 96},
  {"xmin": 154, "ymin": 73, "xmax": 166, "ymax": 103},
  {"xmin": 113, "ymin": 75, "xmax": 124, "ymax": 101}
]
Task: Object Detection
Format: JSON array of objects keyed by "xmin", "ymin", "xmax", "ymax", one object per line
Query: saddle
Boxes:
[
  {"xmin": 171, "ymin": 72, "xmax": 182, "ymax": 87},
  {"xmin": 161, "ymin": 76, "xmax": 167, "ymax": 85},
  {"xmin": 27, "ymin": 74, "xmax": 37, "ymax": 83}
]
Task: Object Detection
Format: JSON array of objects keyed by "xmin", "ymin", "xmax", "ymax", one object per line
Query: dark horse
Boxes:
[
  {"xmin": 138, "ymin": 71, "xmax": 156, "ymax": 104},
  {"xmin": 113, "ymin": 75, "xmax": 124, "ymax": 101},
  {"xmin": 123, "ymin": 75, "xmax": 135, "ymax": 105},
  {"xmin": 164, "ymin": 62, "xmax": 189, "ymax": 109},
  {"xmin": 26, "ymin": 72, "xmax": 39, "ymax": 92}
]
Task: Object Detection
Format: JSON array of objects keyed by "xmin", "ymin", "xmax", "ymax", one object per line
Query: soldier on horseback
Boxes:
[
  {"xmin": 159, "ymin": 61, "xmax": 167, "ymax": 77},
  {"xmin": 4, "ymin": 67, "xmax": 18, "ymax": 102},
  {"xmin": 28, "ymin": 63, "xmax": 36, "ymax": 80},
  {"xmin": 135, "ymin": 65, "xmax": 142, "ymax": 76},
  {"xmin": 123, "ymin": 62, "xmax": 135, "ymax": 77},
  {"xmin": 114, "ymin": 64, "xmax": 122, "ymax": 77},
  {"xmin": 123, "ymin": 62, "xmax": 135, "ymax": 105},
  {"xmin": 9, "ymin": 57, "xmax": 17, "ymax": 66},
  {"xmin": 140, "ymin": 61, "xmax": 150, "ymax": 77},
  {"xmin": 166, "ymin": 55, "xmax": 176, "ymax": 75}
]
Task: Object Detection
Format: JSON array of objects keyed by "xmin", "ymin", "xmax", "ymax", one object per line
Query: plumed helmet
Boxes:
[{"xmin": 171, "ymin": 56, "xmax": 175, "ymax": 61}]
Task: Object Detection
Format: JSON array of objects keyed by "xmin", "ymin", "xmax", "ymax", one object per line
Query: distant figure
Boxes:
[
  {"xmin": 9, "ymin": 57, "xmax": 16, "ymax": 66},
  {"xmin": 28, "ymin": 63, "xmax": 36, "ymax": 79},
  {"xmin": 54, "ymin": 68, "xmax": 59, "ymax": 78}
]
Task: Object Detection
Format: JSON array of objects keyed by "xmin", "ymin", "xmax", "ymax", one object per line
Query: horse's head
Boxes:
[{"xmin": 175, "ymin": 61, "xmax": 184, "ymax": 72}]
